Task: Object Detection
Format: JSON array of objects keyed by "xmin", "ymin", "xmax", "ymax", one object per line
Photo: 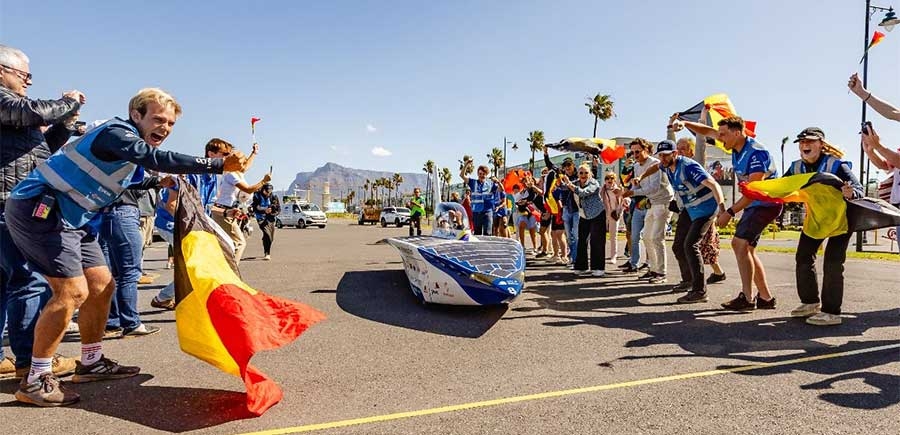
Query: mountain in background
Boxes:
[{"xmin": 286, "ymin": 162, "xmax": 433, "ymax": 201}]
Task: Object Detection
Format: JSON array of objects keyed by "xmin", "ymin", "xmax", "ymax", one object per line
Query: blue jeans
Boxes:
[
  {"xmin": 0, "ymin": 209, "xmax": 51, "ymax": 369},
  {"xmin": 562, "ymin": 208, "xmax": 579, "ymax": 263},
  {"xmin": 156, "ymin": 228, "xmax": 175, "ymax": 302},
  {"xmin": 99, "ymin": 205, "xmax": 143, "ymax": 331},
  {"xmin": 629, "ymin": 207, "xmax": 648, "ymax": 267},
  {"xmin": 472, "ymin": 210, "xmax": 493, "ymax": 236}
]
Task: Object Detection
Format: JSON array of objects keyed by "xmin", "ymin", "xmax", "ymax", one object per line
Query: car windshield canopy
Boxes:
[
  {"xmin": 301, "ymin": 204, "xmax": 321, "ymax": 212},
  {"xmin": 396, "ymin": 208, "xmax": 410, "ymax": 213},
  {"xmin": 433, "ymin": 202, "xmax": 471, "ymax": 240}
]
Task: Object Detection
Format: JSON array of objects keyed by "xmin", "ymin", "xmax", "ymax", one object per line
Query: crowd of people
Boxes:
[
  {"xmin": 1, "ymin": 37, "xmax": 898, "ymax": 411},
  {"xmin": 0, "ymin": 44, "xmax": 278, "ymax": 407}
]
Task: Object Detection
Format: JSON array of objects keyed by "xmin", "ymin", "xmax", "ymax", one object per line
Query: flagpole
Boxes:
[{"xmin": 856, "ymin": 0, "xmax": 873, "ymax": 252}]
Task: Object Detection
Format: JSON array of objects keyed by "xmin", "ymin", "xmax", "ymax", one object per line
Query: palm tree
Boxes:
[
  {"xmin": 585, "ymin": 93, "xmax": 616, "ymax": 137},
  {"xmin": 441, "ymin": 167, "xmax": 452, "ymax": 201},
  {"xmin": 459, "ymin": 155, "xmax": 474, "ymax": 177},
  {"xmin": 487, "ymin": 148, "xmax": 504, "ymax": 177},
  {"xmin": 527, "ymin": 130, "xmax": 545, "ymax": 172},
  {"xmin": 345, "ymin": 190, "xmax": 355, "ymax": 208},
  {"xmin": 392, "ymin": 173, "xmax": 403, "ymax": 207},
  {"xmin": 423, "ymin": 160, "xmax": 435, "ymax": 210},
  {"xmin": 384, "ymin": 179, "xmax": 394, "ymax": 206}
]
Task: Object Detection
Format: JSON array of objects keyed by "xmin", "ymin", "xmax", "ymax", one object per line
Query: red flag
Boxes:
[
  {"xmin": 251, "ymin": 117, "xmax": 261, "ymax": 127},
  {"xmin": 860, "ymin": 31, "xmax": 886, "ymax": 63}
]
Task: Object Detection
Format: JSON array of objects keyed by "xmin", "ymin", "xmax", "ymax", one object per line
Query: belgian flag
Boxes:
[
  {"xmin": 741, "ymin": 172, "xmax": 900, "ymax": 239},
  {"xmin": 173, "ymin": 182, "xmax": 325, "ymax": 415}
]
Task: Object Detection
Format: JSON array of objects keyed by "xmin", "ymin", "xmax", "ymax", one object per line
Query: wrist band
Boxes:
[
  {"xmin": 864, "ymin": 92, "xmax": 871, "ymax": 102},
  {"xmin": 726, "ymin": 207, "xmax": 735, "ymax": 217}
]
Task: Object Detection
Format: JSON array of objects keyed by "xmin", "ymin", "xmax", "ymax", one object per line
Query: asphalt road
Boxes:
[{"xmin": 2, "ymin": 219, "xmax": 898, "ymax": 434}]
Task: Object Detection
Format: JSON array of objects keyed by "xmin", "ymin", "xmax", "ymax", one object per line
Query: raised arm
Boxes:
[{"xmin": 849, "ymin": 73, "xmax": 900, "ymax": 122}]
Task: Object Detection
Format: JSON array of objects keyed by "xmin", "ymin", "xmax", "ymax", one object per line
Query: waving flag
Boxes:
[
  {"xmin": 503, "ymin": 168, "xmax": 531, "ymax": 194},
  {"xmin": 860, "ymin": 31, "xmax": 886, "ymax": 63},
  {"xmin": 677, "ymin": 94, "xmax": 757, "ymax": 154},
  {"xmin": 741, "ymin": 172, "xmax": 900, "ymax": 239},
  {"xmin": 545, "ymin": 137, "xmax": 626, "ymax": 164},
  {"xmin": 173, "ymin": 183, "xmax": 325, "ymax": 415}
]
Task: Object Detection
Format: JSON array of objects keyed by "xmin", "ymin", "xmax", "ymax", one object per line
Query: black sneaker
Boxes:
[
  {"xmin": 535, "ymin": 251, "xmax": 548, "ymax": 258},
  {"xmin": 618, "ymin": 261, "xmax": 633, "ymax": 270},
  {"xmin": 72, "ymin": 356, "xmax": 140, "ymax": 384},
  {"xmin": 671, "ymin": 281, "xmax": 692, "ymax": 293},
  {"xmin": 707, "ymin": 273, "xmax": 727, "ymax": 284},
  {"xmin": 677, "ymin": 291, "xmax": 709, "ymax": 304},
  {"xmin": 638, "ymin": 271, "xmax": 657, "ymax": 280},
  {"xmin": 649, "ymin": 274, "xmax": 667, "ymax": 284},
  {"xmin": 756, "ymin": 296, "xmax": 777, "ymax": 310},
  {"xmin": 721, "ymin": 293, "xmax": 756, "ymax": 311},
  {"xmin": 637, "ymin": 263, "xmax": 649, "ymax": 271},
  {"xmin": 621, "ymin": 265, "xmax": 639, "ymax": 273}
]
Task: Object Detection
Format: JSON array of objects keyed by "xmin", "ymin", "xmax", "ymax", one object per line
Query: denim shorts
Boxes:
[
  {"xmin": 734, "ymin": 204, "xmax": 783, "ymax": 247},
  {"xmin": 4, "ymin": 196, "xmax": 106, "ymax": 278}
]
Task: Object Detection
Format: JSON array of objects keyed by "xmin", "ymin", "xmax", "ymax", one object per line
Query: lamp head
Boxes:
[{"xmin": 880, "ymin": 8, "xmax": 899, "ymax": 31}]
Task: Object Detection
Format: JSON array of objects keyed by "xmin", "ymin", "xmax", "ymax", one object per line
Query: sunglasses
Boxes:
[
  {"xmin": 577, "ymin": 171, "xmax": 589, "ymax": 175},
  {"xmin": 1, "ymin": 64, "xmax": 32, "ymax": 82}
]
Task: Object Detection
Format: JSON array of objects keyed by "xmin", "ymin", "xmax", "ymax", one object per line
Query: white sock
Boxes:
[
  {"xmin": 82, "ymin": 342, "xmax": 102, "ymax": 366},
  {"xmin": 27, "ymin": 357, "xmax": 53, "ymax": 384}
]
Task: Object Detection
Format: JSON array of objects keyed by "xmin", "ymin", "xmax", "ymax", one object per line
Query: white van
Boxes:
[{"xmin": 277, "ymin": 202, "xmax": 327, "ymax": 229}]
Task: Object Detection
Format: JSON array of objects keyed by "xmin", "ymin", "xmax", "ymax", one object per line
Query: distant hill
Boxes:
[{"xmin": 287, "ymin": 162, "xmax": 432, "ymax": 200}]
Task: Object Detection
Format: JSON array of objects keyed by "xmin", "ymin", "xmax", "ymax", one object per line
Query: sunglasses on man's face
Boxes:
[{"xmin": 1, "ymin": 64, "xmax": 32, "ymax": 82}]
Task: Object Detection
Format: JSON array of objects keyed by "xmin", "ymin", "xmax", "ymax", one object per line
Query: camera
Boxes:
[
  {"xmin": 72, "ymin": 121, "xmax": 87, "ymax": 136},
  {"xmin": 861, "ymin": 121, "xmax": 872, "ymax": 135}
]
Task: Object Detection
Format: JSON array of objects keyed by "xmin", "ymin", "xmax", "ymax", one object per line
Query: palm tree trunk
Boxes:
[
  {"xmin": 593, "ymin": 116, "xmax": 598, "ymax": 137},
  {"xmin": 531, "ymin": 150, "xmax": 535, "ymax": 172}
]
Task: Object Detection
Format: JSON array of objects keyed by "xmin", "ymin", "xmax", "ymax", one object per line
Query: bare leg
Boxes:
[
  {"xmin": 518, "ymin": 221, "xmax": 526, "ymax": 247},
  {"xmin": 750, "ymin": 247, "xmax": 773, "ymax": 300},
  {"xmin": 711, "ymin": 262, "xmax": 724, "ymax": 275},
  {"xmin": 731, "ymin": 237, "xmax": 754, "ymax": 299},
  {"xmin": 77, "ymin": 266, "xmax": 115, "ymax": 344},
  {"xmin": 32, "ymin": 275, "xmax": 89, "ymax": 359}
]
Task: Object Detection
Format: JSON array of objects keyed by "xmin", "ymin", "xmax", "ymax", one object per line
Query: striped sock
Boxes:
[
  {"xmin": 27, "ymin": 357, "xmax": 53, "ymax": 384},
  {"xmin": 82, "ymin": 342, "xmax": 102, "ymax": 366}
]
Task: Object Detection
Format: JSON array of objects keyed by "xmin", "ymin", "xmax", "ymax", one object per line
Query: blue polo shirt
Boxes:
[
  {"xmin": 732, "ymin": 137, "xmax": 778, "ymax": 209},
  {"xmin": 663, "ymin": 156, "xmax": 718, "ymax": 220}
]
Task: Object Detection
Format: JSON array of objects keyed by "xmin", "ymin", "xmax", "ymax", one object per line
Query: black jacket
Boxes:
[{"xmin": 0, "ymin": 86, "xmax": 80, "ymax": 198}]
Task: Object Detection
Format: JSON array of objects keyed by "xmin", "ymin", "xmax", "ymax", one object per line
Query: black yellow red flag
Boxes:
[{"xmin": 174, "ymin": 182, "xmax": 325, "ymax": 415}]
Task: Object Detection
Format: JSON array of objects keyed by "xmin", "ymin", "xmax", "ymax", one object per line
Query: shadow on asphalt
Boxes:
[
  {"xmin": 508, "ymin": 274, "xmax": 900, "ymax": 410},
  {"xmin": 335, "ymin": 270, "xmax": 507, "ymax": 338},
  {"xmin": 0, "ymin": 374, "xmax": 254, "ymax": 431}
]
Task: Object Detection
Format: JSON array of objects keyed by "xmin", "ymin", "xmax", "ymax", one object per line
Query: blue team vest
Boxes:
[
  {"xmin": 789, "ymin": 155, "xmax": 849, "ymax": 176},
  {"xmin": 733, "ymin": 138, "xmax": 778, "ymax": 208},
  {"xmin": 11, "ymin": 118, "xmax": 140, "ymax": 228},
  {"xmin": 469, "ymin": 179, "xmax": 495, "ymax": 213},
  {"xmin": 664, "ymin": 156, "xmax": 717, "ymax": 220}
]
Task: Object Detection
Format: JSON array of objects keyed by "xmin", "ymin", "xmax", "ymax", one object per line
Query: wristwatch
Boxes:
[{"xmin": 726, "ymin": 207, "xmax": 736, "ymax": 217}]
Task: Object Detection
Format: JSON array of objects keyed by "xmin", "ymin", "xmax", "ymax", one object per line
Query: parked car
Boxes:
[
  {"xmin": 277, "ymin": 202, "xmax": 327, "ymax": 229},
  {"xmin": 359, "ymin": 205, "xmax": 381, "ymax": 225},
  {"xmin": 380, "ymin": 207, "xmax": 411, "ymax": 227}
]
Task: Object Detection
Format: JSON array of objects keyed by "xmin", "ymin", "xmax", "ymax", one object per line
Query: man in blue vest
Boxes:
[
  {"xmin": 786, "ymin": 127, "xmax": 862, "ymax": 326},
  {"xmin": 677, "ymin": 116, "xmax": 781, "ymax": 311},
  {"xmin": 3, "ymin": 88, "xmax": 248, "ymax": 407},
  {"xmin": 460, "ymin": 164, "xmax": 499, "ymax": 236},
  {"xmin": 653, "ymin": 140, "xmax": 726, "ymax": 304}
]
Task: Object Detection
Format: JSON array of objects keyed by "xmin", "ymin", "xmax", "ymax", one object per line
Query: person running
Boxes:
[
  {"xmin": 252, "ymin": 183, "xmax": 280, "ymax": 260},
  {"xmin": 786, "ymin": 127, "xmax": 863, "ymax": 325},
  {"xmin": 675, "ymin": 116, "xmax": 781, "ymax": 311},
  {"xmin": 407, "ymin": 187, "xmax": 425, "ymax": 237},
  {"xmin": 211, "ymin": 141, "xmax": 270, "ymax": 265},
  {"xmin": 4, "ymin": 88, "xmax": 248, "ymax": 406}
]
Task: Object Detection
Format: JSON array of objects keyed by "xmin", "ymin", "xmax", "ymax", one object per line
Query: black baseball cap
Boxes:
[
  {"xmin": 793, "ymin": 127, "xmax": 825, "ymax": 143},
  {"xmin": 655, "ymin": 140, "xmax": 676, "ymax": 155},
  {"xmin": 562, "ymin": 157, "xmax": 574, "ymax": 166}
]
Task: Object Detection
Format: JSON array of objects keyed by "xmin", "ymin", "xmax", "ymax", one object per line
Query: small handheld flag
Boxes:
[
  {"xmin": 860, "ymin": 31, "xmax": 886, "ymax": 63},
  {"xmin": 251, "ymin": 117, "xmax": 261, "ymax": 143}
]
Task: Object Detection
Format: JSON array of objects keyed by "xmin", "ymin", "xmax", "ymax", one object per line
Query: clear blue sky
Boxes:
[{"xmin": 3, "ymin": 0, "xmax": 898, "ymax": 190}]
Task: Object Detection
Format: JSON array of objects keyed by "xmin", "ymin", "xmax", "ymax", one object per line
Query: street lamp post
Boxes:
[
  {"xmin": 502, "ymin": 137, "xmax": 516, "ymax": 177},
  {"xmin": 856, "ymin": 1, "xmax": 898, "ymax": 251}
]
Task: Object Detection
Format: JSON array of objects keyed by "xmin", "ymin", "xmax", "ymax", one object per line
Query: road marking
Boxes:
[{"xmin": 237, "ymin": 343, "xmax": 899, "ymax": 435}]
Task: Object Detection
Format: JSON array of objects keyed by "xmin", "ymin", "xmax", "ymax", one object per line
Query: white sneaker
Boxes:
[
  {"xmin": 591, "ymin": 270, "xmax": 606, "ymax": 277},
  {"xmin": 574, "ymin": 270, "xmax": 592, "ymax": 277},
  {"xmin": 790, "ymin": 303, "xmax": 820, "ymax": 318},
  {"xmin": 806, "ymin": 312, "xmax": 842, "ymax": 326},
  {"xmin": 263, "ymin": 254, "xmax": 271, "ymax": 261}
]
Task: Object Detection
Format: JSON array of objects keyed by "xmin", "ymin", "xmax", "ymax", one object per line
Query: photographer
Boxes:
[{"xmin": 252, "ymin": 184, "xmax": 280, "ymax": 261}]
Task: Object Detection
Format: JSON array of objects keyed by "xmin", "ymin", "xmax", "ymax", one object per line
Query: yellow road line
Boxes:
[{"xmin": 238, "ymin": 343, "xmax": 900, "ymax": 435}]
